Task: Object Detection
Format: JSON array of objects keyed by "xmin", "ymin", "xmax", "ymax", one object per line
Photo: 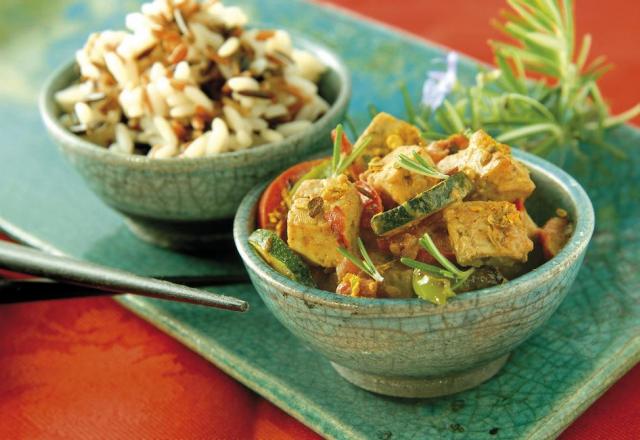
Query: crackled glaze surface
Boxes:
[
  {"xmin": 0, "ymin": 0, "xmax": 638, "ymax": 439},
  {"xmin": 234, "ymin": 152, "xmax": 592, "ymax": 397}
]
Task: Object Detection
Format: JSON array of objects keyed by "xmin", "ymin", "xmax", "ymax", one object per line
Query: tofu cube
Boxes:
[
  {"xmin": 443, "ymin": 201, "xmax": 534, "ymax": 267},
  {"xmin": 362, "ymin": 145, "xmax": 441, "ymax": 206},
  {"xmin": 353, "ymin": 112, "xmax": 424, "ymax": 169},
  {"xmin": 438, "ymin": 130, "xmax": 535, "ymax": 202},
  {"xmin": 287, "ymin": 175, "xmax": 362, "ymax": 268}
]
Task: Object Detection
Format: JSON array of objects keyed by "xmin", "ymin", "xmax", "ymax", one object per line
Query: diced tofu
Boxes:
[
  {"xmin": 438, "ymin": 130, "xmax": 535, "ymax": 202},
  {"xmin": 287, "ymin": 175, "xmax": 362, "ymax": 268},
  {"xmin": 362, "ymin": 145, "xmax": 441, "ymax": 206},
  {"xmin": 443, "ymin": 201, "xmax": 534, "ymax": 267},
  {"xmin": 353, "ymin": 112, "xmax": 424, "ymax": 169}
]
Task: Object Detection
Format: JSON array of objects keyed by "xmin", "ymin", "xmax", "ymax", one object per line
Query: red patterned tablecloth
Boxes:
[{"xmin": 1, "ymin": 1, "xmax": 639, "ymax": 438}]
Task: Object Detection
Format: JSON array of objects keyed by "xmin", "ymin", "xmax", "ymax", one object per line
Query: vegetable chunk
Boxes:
[
  {"xmin": 287, "ymin": 175, "xmax": 362, "ymax": 268},
  {"xmin": 353, "ymin": 112, "xmax": 424, "ymax": 169},
  {"xmin": 443, "ymin": 201, "xmax": 534, "ymax": 267},
  {"xmin": 539, "ymin": 216, "xmax": 573, "ymax": 259},
  {"xmin": 362, "ymin": 145, "xmax": 441, "ymax": 206},
  {"xmin": 370, "ymin": 172, "xmax": 473, "ymax": 236},
  {"xmin": 438, "ymin": 130, "xmax": 535, "ymax": 202}
]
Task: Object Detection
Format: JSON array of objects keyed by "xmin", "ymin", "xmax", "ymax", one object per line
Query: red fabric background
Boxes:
[{"xmin": 1, "ymin": 1, "xmax": 639, "ymax": 439}]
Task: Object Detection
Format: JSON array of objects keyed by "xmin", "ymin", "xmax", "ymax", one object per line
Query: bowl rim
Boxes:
[
  {"xmin": 233, "ymin": 149, "xmax": 595, "ymax": 315},
  {"xmin": 38, "ymin": 30, "xmax": 351, "ymax": 167}
]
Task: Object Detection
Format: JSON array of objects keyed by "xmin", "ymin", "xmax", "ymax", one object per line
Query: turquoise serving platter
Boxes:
[{"xmin": 0, "ymin": 1, "xmax": 638, "ymax": 439}]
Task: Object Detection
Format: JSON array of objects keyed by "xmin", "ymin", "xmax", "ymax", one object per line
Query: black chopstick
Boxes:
[
  {"xmin": 0, "ymin": 273, "xmax": 250, "ymax": 304},
  {"xmin": 0, "ymin": 241, "xmax": 248, "ymax": 312}
]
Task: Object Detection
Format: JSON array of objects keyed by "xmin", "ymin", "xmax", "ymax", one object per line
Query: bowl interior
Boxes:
[{"xmin": 234, "ymin": 149, "xmax": 595, "ymax": 312}]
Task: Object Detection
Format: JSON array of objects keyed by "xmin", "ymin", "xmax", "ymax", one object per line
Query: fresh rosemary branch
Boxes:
[
  {"xmin": 338, "ymin": 238, "xmax": 384, "ymax": 282},
  {"xmin": 396, "ymin": 151, "xmax": 449, "ymax": 179},
  {"xmin": 405, "ymin": 0, "xmax": 640, "ymax": 160}
]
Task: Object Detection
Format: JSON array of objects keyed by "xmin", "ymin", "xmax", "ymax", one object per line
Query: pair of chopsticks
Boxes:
[{"xmin": 0, "ymin": 241, "xmax": 250, "ymax": 312}]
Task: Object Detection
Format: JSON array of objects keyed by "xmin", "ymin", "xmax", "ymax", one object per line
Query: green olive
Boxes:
[{"xmin": 411, "ymin": 269, "xmax": 456, "ymax": 305}]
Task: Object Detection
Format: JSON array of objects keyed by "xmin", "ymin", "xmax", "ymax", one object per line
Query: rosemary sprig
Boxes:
[
  {"xmin": 401, "ymin": 232, "xmax": 474, "ymax": 287},
  {"xmin": 399, "ymin": 257, "xmax": 456, "ymax": 279},
  {"xmin": 396, "ymin": 151, "xmax": 449, "ymax": 179},
  {"xmin": 330, "ymin": 124, "xmax": 372, "ymax": 177},
  {"xmin": 403, "ymin": 0, "xmax": 640, "ymax": 161},
  {"xmin": 338, "ymin": 238, "xmax": 384, "ymax": 282}
]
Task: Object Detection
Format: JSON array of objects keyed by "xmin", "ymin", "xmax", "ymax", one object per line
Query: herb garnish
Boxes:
[
  {"xmin": 401, "ymin": 0, "xmax": 640, "ymax": 160},
  {"xmin": 396, "ymin": 151, "xmax": 449, "ymax": 180},
  {"xmin": 338, "ymin": 237, "xmax": 384, "ymax": 282},
  {"xmin": 330, "ymin": 124, "xmax": 372, "ymax": 177},
  {"xmin": 401, "ymin": 232, "xmax": 474, "ymax": 287}
]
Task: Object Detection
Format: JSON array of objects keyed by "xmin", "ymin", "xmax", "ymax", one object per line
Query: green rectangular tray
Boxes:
[{"xmin": 0, "ymin": 1, "xmax": 638, "ymax": 438}]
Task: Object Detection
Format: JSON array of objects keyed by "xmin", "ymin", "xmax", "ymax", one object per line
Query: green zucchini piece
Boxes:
[
  {"xmin": 249, "ymin": 229, "xmax": 316, "ymax": 287},
  {"xmin": 454, "ymin": 266, "xmax": 507, "ymax": 293},
  {"xmin": 370, "ymin": 172, "xmax": 473, "ymax": 235}
]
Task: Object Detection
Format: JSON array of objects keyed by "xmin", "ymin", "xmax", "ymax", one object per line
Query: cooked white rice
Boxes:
[{"xmin": 56, "ymin": 0, "xmax": 329, "ymax": 158}]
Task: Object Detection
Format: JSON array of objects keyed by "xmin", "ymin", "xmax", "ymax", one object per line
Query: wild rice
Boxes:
[{"xmin": 56, "ymin": 0, "xmax": 329, "ymax": 159}]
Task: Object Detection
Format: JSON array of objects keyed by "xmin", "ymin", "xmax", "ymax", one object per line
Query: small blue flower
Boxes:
[{"xmin": 421, "ymin": 52, "xmax": 458, "ymax": 110}]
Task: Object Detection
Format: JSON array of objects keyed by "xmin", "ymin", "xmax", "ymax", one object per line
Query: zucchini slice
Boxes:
[
  {"xmin": 370, "ymin": 172, "xmax": 473, "ymax": 235},
  {"xmin": 249, "ymin": 229, "xmax": 316, "ymax": 287}
]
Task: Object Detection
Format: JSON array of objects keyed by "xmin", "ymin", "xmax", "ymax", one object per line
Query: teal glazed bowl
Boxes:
[
  {"xmin": 234, "ymin": 150, "xmax": 594, "ymax": 398},
  {"xmin": 40, "ymin": 33, "xmax": 350, "ymax": 250}
]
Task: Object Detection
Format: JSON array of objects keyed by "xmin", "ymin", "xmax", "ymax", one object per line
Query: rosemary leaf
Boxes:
[
  {"xmin": 603, "ymin": 104, "xmax": 640, "ymax": 129},
  {"xmin": 331, "ymin": 124, "xmax": 343, "ymax": 175},
  {"xmin": 400, "ymin": 82, "xmax": 417, "ymax": 123},
  {"xmin": 397, "ymin": 152, "xmax": 448, "ymax": 179},
  {"xmin": 357, "ymin": 238, "xmax": 384, "ymax": 282},
  {"xmin": 418, "ymin": 233, "xmax": 466, "ymax": 278},
  {"xmin": 496, "ymin": 122, "xmax": 562, "ymax": 143},
  {"xmin": 506, "ymin": 0, "xmax": 551, "ymax": 32},
  {"xmin": 504, "ymin": 93, "xmax": 556, "ymax": 120},
  {"xmin": 400, "ymin": 257, "xmax": 456, "ymax": 279},
  {"xmin": 442, "ymin": 99, "xmax": 466, "ymax": 132},
  {"xmin": 576, "ymin": 34, "xmax": 592, "ymax": 71},
  {"xmin": 338, "ymin": 238, "xmax": 384, "ymax": 282}
]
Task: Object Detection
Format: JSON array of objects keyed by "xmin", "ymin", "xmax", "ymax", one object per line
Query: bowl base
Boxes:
[
  {"xmin": 124, "ymin": 216, "xmax": 233, "ymax": 251},
  {"xmin": 331, "ymin": 354, "xmax": 509, "ymax": 398}
]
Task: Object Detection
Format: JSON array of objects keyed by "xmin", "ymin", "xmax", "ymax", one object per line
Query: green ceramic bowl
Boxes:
[
  {"xmin": 39, "ymin": 33, "xmax": 350, "ymax": 250},
  {"xmin": 234, "ymin": 150, "xmax": 594, "ymax": 398}
]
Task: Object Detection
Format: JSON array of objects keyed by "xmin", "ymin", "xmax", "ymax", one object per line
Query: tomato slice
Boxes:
[
  {"xmin": 258, "ymin": 159, "xmax": 325, "ymax": 236},
  {"xmin": 325, "ymin": 206, "xmax": 349, "ymax": 247},
  {"xmin": 514, "ymin": 198, "xmax": 525, "ymax": 212},
  {"xmin": 355, "ymin": 181, "xmax": 383, "ymax": 230}
]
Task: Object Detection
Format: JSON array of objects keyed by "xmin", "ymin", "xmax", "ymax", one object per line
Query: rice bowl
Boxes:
[{"xmin": 41, "ymin": 28, "xmax": 351, "ymax": 249}]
